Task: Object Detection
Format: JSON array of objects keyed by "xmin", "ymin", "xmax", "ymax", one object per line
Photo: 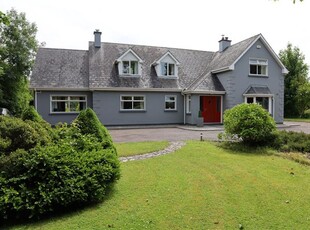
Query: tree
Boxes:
[
  {"xmin": 279, "ymin": 43, "xmax": 309, "ymax": 117},
  {"xmin": 0, "ymin": 9, "xmax": 38, "ymax": 116},
  {"xmin": 296, "ymin": 82, "xmax": 310, "ymax": 117}
]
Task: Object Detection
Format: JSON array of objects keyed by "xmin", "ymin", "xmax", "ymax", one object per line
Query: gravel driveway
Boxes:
[{"xmin": 109, "ymin": 122, "xmax": 310, "ymax": 143}]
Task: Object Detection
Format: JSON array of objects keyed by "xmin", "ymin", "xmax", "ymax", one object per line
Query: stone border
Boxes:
[{"xmin": 119, "ymin": 141, "xmax": 186, "ymax": 162}]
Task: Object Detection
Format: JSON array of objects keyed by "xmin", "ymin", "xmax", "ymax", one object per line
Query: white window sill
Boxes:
[
  {"xmin": 158, "ymin": 76, "xmax": 178, "ymax": 79},
  {"xmin": 120, "ymin": 109, "xmax": 146, "ymax": 112},
  {"xmin": 119, "ymin": 74, "xmax": 141, "ymax": 78},
  {"xmin": 50, "ymin": 112, "xmax": 80, "ymax": 114},
  {"xmin": 248, "ymin": 74, "xmax": 268, "ymax": 78}
]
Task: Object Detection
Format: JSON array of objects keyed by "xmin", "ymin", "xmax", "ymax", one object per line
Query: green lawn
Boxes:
[
  {"xmin": 8, "ymin": 141, "xmax": 310, "ymax": 230},
  {"xmin": 285, "ymin": 118, "xmax": 310, "ymax": 123},
  {"xmin": 115, "ymin": 141, "xmax": 169, "ymax": 157}
]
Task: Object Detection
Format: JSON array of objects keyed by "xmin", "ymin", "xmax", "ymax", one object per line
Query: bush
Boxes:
[
  {"xmin": 0, "ymin": 109, "xmax": 120, "ymax": 220},
  {"xmin": 221, "ymin": 103, "xmax": 276, "ymax": 146},
  {"xmin": 72, "ymin": 108, "xmax": 115, "ymax": 151},
  {"xmin": 272, "ymin": 130, "xmax": 310, "ymax": 153},
  {"xmin": 0, "ymin": 138, "xmax": 120, "ymax": 219},
  {"xmin": 0, "ymin": 116, "xmax": 51, "ymax": 155}
]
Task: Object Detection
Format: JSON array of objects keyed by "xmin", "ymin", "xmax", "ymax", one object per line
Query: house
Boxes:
[{"xmin": 30, "ymin": 31, "xmax": 288, "ymax": 126}]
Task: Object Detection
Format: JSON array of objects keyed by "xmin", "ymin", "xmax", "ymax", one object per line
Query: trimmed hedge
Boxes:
[
  {"xmin": 221, "ymin": 103, "xmax": 276, "ymax": 146},
  {"xmin": 272, "ymin": 130, "xmax": 310, "ymax": 153},
  {"xmin": 0, "ymin": 116, "xmax": 52, "ymax": 155},
  {"xmin": 0, "ymin": 109, "xmax": 120, "ymax": 220}
]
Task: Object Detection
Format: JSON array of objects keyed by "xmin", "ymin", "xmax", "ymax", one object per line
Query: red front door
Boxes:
[{"xmin": 200, "ymin": 96, "xmax": 221, "ymax": 123}]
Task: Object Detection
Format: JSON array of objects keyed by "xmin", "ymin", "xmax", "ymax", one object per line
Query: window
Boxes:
[
  {"xmin": 245, "ymin": 96, "xmax": 272, "ymax": 114},
  {"xmin": 186, "ymin": 95, "xmax": 191, "ymax": 113},
  {"xmin": 165, "ymin": 95, "xmax": 177, "ymax": 110},
  {"xmin": 51, "ymin": 96, "xmax": 87, "ymax": 113},
  {"xmin": 249, "ymin": 59, "xmax": 268, "ymax": 76},
  {"xmin": 161, "ymin": 62, "xmax": 175, "ymax": 76},
  {"xmin": 122, "ymin": 60, "xmax": 138, "ymax": 75},
  {"xmin": 120, "ymin": 96, "xmax": 145, "ymax": 110}
]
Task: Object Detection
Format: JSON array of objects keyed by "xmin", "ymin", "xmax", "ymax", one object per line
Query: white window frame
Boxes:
[
  {"xmin": 161, "ymin": 62, "xmax": 176, "ymax": 77},
  {"xmin": 164, "ymin": 95, "xmax": 177, "ymax": 111},
  {"xmin": 120, "ymin": 95, "xmax": 145, "ymax": 111},
  {"xmin": 249, "ymin": 58, "xmax": 268, "ymax": 77},
  {"xmin": 186, "ymin": 95, "xmax": 191, "ymax": 114},
  {"xmin": 122, "ymin": 60, "xmax": 139, "ymax": 75},
  {"xmin": 50, "ymin": 95, "xmax": 87, "ymax": 114},
  {"xmin": 244, "ymin": 95, "xmax": 273, "ymax": 116}
]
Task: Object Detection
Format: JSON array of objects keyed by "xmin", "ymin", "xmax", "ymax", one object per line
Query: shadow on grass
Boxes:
[
  {"xmin": 216, "ymin": 141, "xmax": 274, "ymax": 156},
  {"xmin": 1, "ymin": 185, "xmax": 117, "ymax": 229}
]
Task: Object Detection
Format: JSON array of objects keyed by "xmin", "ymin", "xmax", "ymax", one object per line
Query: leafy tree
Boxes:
[
  {"xmin": 279, "ymin": 43, "xmax": 309, "ymax": 117},
  {"xmin": 0, "ymin": 9, "xmax": 38, "ymax": 116},
  {"xmin": 296, "ymin": 82, "xmax": 310, "ymax": 117}
]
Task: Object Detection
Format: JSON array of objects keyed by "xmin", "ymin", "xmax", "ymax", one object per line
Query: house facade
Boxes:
[{"xmin": 30, "ymin": 32, "xmax": 288, "ymax": 126}]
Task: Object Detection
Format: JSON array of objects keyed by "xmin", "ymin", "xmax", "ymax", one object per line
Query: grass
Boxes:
[
  {"xmin": 285, "ymin": 118, "xmax": 310, "ymax": 123},
  {"xmin": 7, "ymin": 141, "xmax": 310, "ymax": 230},
  {"xmin": 115, "ymin": 141, "xmax": 169, "ymax": 157}
]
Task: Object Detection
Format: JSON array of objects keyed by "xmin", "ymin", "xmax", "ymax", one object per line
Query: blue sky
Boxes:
[{"xmin": 1, "ymin": 0, "xmax": 310, "ymax": 67}]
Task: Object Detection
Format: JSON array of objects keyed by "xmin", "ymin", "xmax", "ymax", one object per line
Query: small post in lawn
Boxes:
[{"xmin": 200, "ymin": 132, "xmax": 203, "ymax": 141}]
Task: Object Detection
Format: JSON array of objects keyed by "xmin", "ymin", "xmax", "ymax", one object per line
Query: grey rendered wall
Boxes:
[
  {"xmin": 35, "ymin": 91, "xmax": 93, "ymax": 125},
  {"xmin": 185, "ymin": 94, "xmax": 200, "ymax": 125},
  {"xmin": 92, "ymin": 91, "xmax": 184, "ymax": 126},
  {"xmin": 217, "ymin": 39, "xmax": 284, "ymax": 123}
]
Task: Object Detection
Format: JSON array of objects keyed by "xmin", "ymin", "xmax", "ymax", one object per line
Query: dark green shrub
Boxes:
[
  {"xmin": 72, "ymin": 108, "xmax": 115, "ymax": 151},
  {"xmin": 0, "ymin": 116, "xmax": 51, "ymax": 155},
  {"xmin": 272, "ymin": 130, "xmax": 310, "ymax": 153},
  {"xmin": 0, "ymin": 135, "xmax": 120, "ymax": 220},
  {"xmin": 221, "ymin": 103, "xmax": 276, "ymax": 146}
]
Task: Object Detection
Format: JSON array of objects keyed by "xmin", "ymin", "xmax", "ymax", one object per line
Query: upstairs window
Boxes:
[
  {"xmin": 249, "ymin": 58, "xmax": 268, "ymax": 76},
  {"xmin": 116, "ymin": 49, "xmax": 143, "ymax": 77},
  {"xmin": 165, "ymin": 95, "xmax": 177, "ymax": 110},
  {"xmin": 161, "ymin": 63, "xmax": 175, "ymax": 76},
  {"xmin": 51, "ymin": 96, "xmax": 87, "ymax": 113},
  {"xmin": 123, "ymin": 60, "xmax": 138, "ymax": 75}
]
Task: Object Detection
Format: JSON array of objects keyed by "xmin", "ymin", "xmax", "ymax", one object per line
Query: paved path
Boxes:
[
  {"xmin": 119, "ymin": 141, "xmax": 186, "ymax": 162},
  {"xmin": 109, "ymin": 122, "xmax": 310, "ymax": 143}
]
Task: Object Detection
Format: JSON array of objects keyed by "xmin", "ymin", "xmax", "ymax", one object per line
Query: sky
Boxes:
[{"xmin": 1, "ymin": 0, "xmax": 310, "ymax": 66}]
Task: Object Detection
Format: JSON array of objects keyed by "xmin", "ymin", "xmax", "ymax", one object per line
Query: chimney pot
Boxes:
[{"xmin": 94, "ymin": 30, "xmax": 102, "ymax": 48}]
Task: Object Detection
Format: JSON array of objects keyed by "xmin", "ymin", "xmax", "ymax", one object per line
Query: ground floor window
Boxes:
[
  {"xmin": 165, "ymin": 95, "xmax": 177, "ymax": 110},
  {"xmin": 120, "ymin": 95, "xmax": 145, "ymax": 110},
  {"xmin": 245, "ymin": 96, "xmax": 272, "ymax": 114},
  {"xmin": 51, "ymin": 96, "xmax": 87, "ymax": 113}
]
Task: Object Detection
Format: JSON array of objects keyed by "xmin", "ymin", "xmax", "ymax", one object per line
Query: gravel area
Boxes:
[{"xmin": 119, "ymin": 141, "xmax": 186, "ymax": 162}]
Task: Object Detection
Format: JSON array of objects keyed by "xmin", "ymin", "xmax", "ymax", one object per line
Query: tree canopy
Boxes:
[
  {"xmin": 279, "ymin": 43, "xmax": 309, "ymax": 117},
  {"xmin": 0, "ymin": 9, "xmax": 38, "ymax": 116}
]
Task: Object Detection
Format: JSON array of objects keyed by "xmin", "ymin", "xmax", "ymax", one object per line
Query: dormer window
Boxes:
[
  {"xmin": 161, "ymin": 62, "xmax": 175, "ymax": 76},
  {"xmin": 123, "ymin": 60, "xmax": 138, "ymax": 75},
  {"xmin": 153, "ymin": 51, "xmax": 180, "ymax": 79},
  {"xmin": 116, "ymin": 49, "xmax": 143, "ymax": 77}
]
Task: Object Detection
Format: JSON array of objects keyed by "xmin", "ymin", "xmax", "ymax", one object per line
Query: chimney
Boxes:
[
  {"xmin": 94, "ymin": 29, "xmax": 102, "ymax": 48},
  {"xmin": 218, "ymin": 35, "xmax": 231, "ymax": 52}
]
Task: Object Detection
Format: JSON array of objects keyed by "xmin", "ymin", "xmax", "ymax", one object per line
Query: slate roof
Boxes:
[
  {"xmin": 30, "ymin": 34, "xmax": 262, "ymax": 92},
  {"xmin": 31, "ymin": 48, "xmax": 89, "ymax": 89},
  {"xmin": 244, "ymin": 86, "xmax": 272, "ymax": 95}
]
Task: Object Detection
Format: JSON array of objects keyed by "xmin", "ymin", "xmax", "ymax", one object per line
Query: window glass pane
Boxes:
[
  {"xmin": 130, "ymin": 61, "xmax": 138, "ymax": 74},
  {"xmin": 250, "ymin": 65, "xmax": 257, "ymax": 74},
  {"xmin": 256, "ymin": 97, "xmax": 269, "ymax": 110},
  {"xmin": 258, "ymin": 60, "xmax": 267, "ymax": 65},
  {"xmin": 133, "ymin": 102, "xmax": 144, "ymax": 109},
  {"xmin": 52, "ymin": 101, "xmax": 66, "ymax": 112},
  {"xmin": 70, "ymin": 101, "xmax": 80, "ymax": 112},
  {"xmin": 70, "ymin": 96, "xmax": 86, "ymax": 101},
  {"xmin": 165, "ymin": 102, "xmax": 175, "ymax": 109},
  {"xmin": 52, "ymin": 96, "xmax": 67, "ymax": 101},
  {"xmin": 161, "ymin": 62, "xmax": 167, "ymax": 76},
  {"xmin": 247, "ymin": 97, "xmax": 254, "ymax": 103},
  {"xmin": 122, "ymin": 101, "xmax": 133, "ymax": 110},
  {"xmin": 261, "ymin": 65, "xmax": 267, "ymax": 75},
  {"xmin": 122, "ymin": 96, "xmax": 132, "ymax": 101},
  {"xmin": 123, "ymin": 61, "xmax": 129, "ymax": 74},
  {"xmin": 168, "ymin": 64, "xmax": 175, "ymax": 75},
  {"xmin": 134, "ymin": 96, "xmax": 144, "ymax": 101}
]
